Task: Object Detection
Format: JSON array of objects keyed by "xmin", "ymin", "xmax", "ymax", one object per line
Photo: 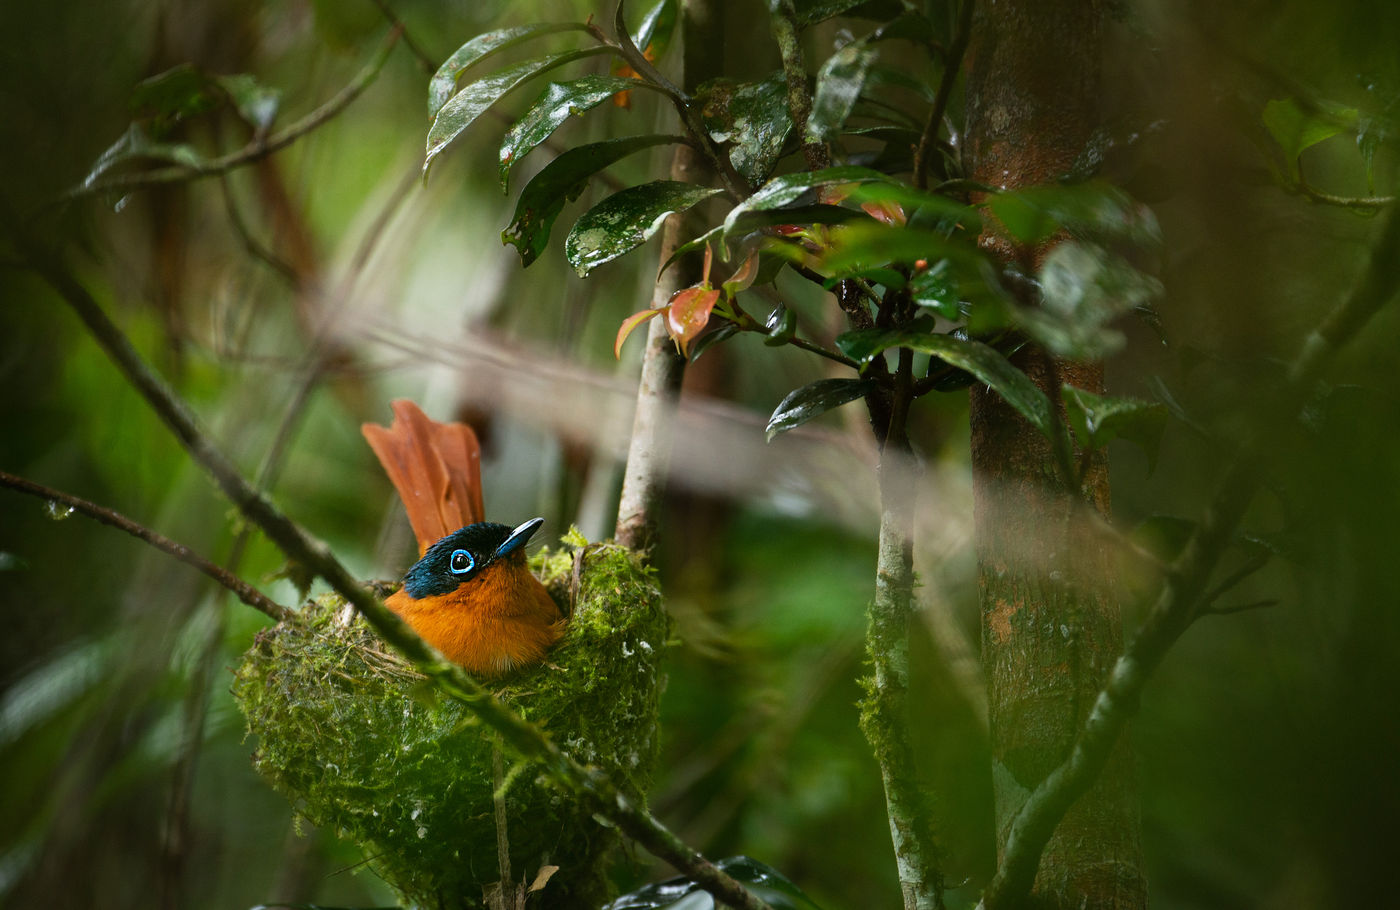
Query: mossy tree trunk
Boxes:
[{"xmin": 964, "ymin": 2, "xmax": 1148, "ymax": 907}]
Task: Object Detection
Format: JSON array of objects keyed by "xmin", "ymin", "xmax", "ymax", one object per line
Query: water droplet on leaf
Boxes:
[{"xmin": 46, "ymin": 501, "xmax": 74, "ymax": 521}]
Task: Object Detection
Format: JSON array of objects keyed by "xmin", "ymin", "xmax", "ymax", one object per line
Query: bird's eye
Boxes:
[{"xmin": 449, "ymin": 549, "xmax": 475, "ymax": 575}]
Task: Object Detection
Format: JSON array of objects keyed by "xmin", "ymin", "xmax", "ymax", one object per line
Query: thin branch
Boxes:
[
  {"xmin": 604, "ymin": 3, "xmax": 750, "ymax": 198},
  {"xmin": 914, "ymin": 0, "xmax": 974, "ymax": 190},
  {"xmin": 0, "ymin": 469, "xmax": 287, "ymax": 621},
  {"xmin": 1199, "ymin": 598, "xmax": 1278, "ymax": 618},
  {"xmin": 218, "ymin": 175, "xmax": 302, "ymax": 288},
  {"xmin": 12, "ymin": 221, "xmax": 771, "ymax": 910},
  {"xmin": 863, "ymin": 347, "xmax": 944, "ymax": 910},
  {"xmin": 769, "ymin": 0, "xmax": 827, "ymax": 171},
  {"xmin": 59, "ymin": 27, "xmax": 401, "ymax": 204},
  {"xmin": 978, "ymin": 200, "xmax": 1400, "ymax": 910},
  {"xmin": 1297, "ymin": 175, "xmax": 1394, "ymax": 212},
  {"xmin": 368, "ymin": 0, "xmax": 437, "ymax": 75}
]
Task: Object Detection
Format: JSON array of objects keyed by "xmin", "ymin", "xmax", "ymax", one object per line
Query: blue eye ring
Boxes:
[{"xmin": 449, "ymin": 549, "xmax": 475, "ymax": 575}]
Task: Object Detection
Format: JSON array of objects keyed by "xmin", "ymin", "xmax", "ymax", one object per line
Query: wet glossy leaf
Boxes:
[
  {"xmin": 1262, "ymin": 97, "xmax": 1357, "ymax": 178},
  {"xmin": 765, "ymin": 379, "xmax": 877, "ymax": 441},
  {"xmin": 499, "ymin": 75, "xmax": 642, "ymax": 189},
  {"xmin": 565, "ymin": 180, "xmax": 724, "ymax": 276},
  {"xmin": 82, "ymin": 124, "xmax": 206, "ymax": 189},
  {"xmin": 807, "ymin": 40, "xmax": 876, "ymax": 143},
  {"xmin": 633, "ymin": 0, "xmax": 677, "ymax": 58},
  {"xmin": 838, "ymin": 328, "xmax": 1055, "ymax": 437},
  {"xmin": 726, "ymin": 202, "xmax": 874, "ymax": 242},
  {"xmin": 688, "ymin": 321, "xmax": 740, "ymax": 361},
  {"xmin": 426, "ymin": 46, "xmax": 613, "ymax": 173},
  {"xmin": 703, "ymin": 74, "xmax": 793, "ymax": 187},
  {"xmin": 723, "ymin": 252, "xmax": 761, "ymax": 295},
  {"xmin": 666, "ymin": 285, "xmax": 722, "ymax": 356},
  {"xmin": 129, "ymin": 64, "xmax": 221, "ymax": 130},
  {"xmin": 909, "ymin": 259, "xmax": 959, "ymax": 319},
  {"xmin": 846, "ymin": 182, "xmax": 981, "ymax": 234},
  {"xmin": 722, "ymin": 166, "xmax": 889, "ymax": 240},
  {"xmin": 1061, "ymin": 385, "xmax": 1168, "ymax": 466},
  {"xmin": 1025, "ymin": 241, "xmax": 1162, "ymax": 358},
  {"xmin": 614, "ymin": 306, "xmax": 665, "ymax": 358},
  {"xmin": 763, "ymin": 304, "xmax": 797, "ymax": 347},
  {"xmin": 428, "ymin": 24, "xmax": 593, "ymax": 118},
  {"xmin": 503, "ymin": 134, "xmax": 677, "ymax": 267},
  {"xmin": 816, "ymin": 222, "xmax": 981, "ymax": 284},
  {"xmin": 985, "ymin": 182, "xmax": 1161, "ymax": 247}
]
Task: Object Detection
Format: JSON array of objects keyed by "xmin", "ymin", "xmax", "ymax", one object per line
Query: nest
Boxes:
[{"xmin": 232, "ymin": 536, "xmax": 669, "ymax": 909}]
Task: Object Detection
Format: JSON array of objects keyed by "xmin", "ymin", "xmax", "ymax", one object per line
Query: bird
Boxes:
[{"xmin": 362, "ymin": 400, "xmax": 564, "ymax": 677}]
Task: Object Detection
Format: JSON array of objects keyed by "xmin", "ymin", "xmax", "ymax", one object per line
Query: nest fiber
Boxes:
[{"xmin": 232, "ymin": 540, "xmax": 668, "ymax": 909}]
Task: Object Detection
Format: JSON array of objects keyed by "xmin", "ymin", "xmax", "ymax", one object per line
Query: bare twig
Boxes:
[
  {"xmin": 0, "ymin": 469, "xmax": 287, "ymax": 621},
  {"xmin": 913, "ymin": 0, "xmax": 975, "ymax": 189},
  {"xmin": 368, "ymin": 0, "xmax": 437, "ymax": 74},
  {"xmin": 978, "ymin": 200, "xmax": 1400, "ymax": 910}
]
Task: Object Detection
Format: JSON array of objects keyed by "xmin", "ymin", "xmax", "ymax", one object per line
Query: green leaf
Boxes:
[
  {"xmin": 984, "ymin": 182, "xmax": 1161, "ymax": 247},
  {"xmin": 837, "ymin": 329, "xmax": 1056, "ymax": 437},
  {"xmin": 633, "ymin": 0, "xmax": 677, "ymax": 57},
  {"xmin": 688, "ymin": 321, "xmax": 740, "ymax": 361},
  {"xmin": 503, "ymin": 134, "xmax": 678, "ymax": 267},
  {"xmin": 425, "ymin": 46, "xmax": 614, "ymax": 174},
  {"xmin": 1025, "ymin": 241, "xmax": 1162, "ymax": 358},
  {"xmin": 763, "ymin": 304, "xmax": 797, "ymax": 346},
  {"xmin": 499, "ymin": 75, "xmax": 641, "ymax": 190},
  {"xmin": 1262, "ymin": 97, "xmax": 1358, "ymax": 178},
  {"xmin": 428, "ymin": 24, "xmax": 593, "ymax": 118},
  {"xmin": 790, "ymin": 0, "xmax": 877, "ymax": 27},
  {"xmin": 129, "ymin": 64, "xmax": 221, "ymax": 130},
  {"xmin": 608, "ymin": 854, "xmax": 824, "ymax": 909},
  {"xmin": 727, "ymin": 202, "xmax": 875, "ymax": 241},
  {"xmin": 722, "ymin": 165, "xmax": 889, "ymax": 240},
  {"xmin": 909, "ymin": 259, "xmax": 960, "ymax": 319},
  {"xmin": 807, "ymin": 40, "xmax": 876, "ymax": 143},
  {"xmin": 702, "ymin": 74, "xmax": 793, "ymax": 187},
  {"xmin": 565, "ymin": 180, "xmax": 724, "ymax": 276},
  {"xmin": 766, "ymin": 378, "xmax": 876, "ymax": 441},
  {"xmin": 1061, "ymin": 385, "xmax": 1168, "ymax": 466}
]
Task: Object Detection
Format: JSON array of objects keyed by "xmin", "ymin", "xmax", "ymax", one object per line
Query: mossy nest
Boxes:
[{"xmin": 232, "ymin": 537, "xmax": 669, "ymax": 909}]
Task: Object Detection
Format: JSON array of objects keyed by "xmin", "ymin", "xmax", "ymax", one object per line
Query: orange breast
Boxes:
[{"xmin": 385, "ymin": 555, "xmax": 563, "ymax": 677}]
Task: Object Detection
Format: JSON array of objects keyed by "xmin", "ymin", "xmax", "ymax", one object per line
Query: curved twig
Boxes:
[{"xmin": 0, "ymin": 469, "xmax": 288, "ymax": 621}]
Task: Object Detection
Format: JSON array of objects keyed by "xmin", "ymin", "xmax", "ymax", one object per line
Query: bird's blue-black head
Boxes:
[{"xmin": 399, "ymin": 518, "xmax": 544, "ymax": 599}]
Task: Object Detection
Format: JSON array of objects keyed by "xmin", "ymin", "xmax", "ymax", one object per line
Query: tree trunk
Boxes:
[
  {"xmin": 964, "ymin": 2, "xmax": 1147, "ymax": 907},
  {"xmin": 615, "ymin": 0, "xmax": 721, "ymax": 552}
]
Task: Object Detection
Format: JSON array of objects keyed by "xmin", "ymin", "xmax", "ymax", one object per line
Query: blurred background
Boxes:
[{"xmin": 1, "ymin": 1, "xmax": 1397, "ymax": 908}]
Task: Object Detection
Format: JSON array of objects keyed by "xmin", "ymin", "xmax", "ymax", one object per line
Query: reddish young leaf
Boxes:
[
  {"xmin": 666, "ymin": 286, "xmax": 722, "ymax": 357},
  {"xmin": 614, "ymin": 306, "xmax": 666, "ymax": 358},
  {"xmin": 722, "ymin": 251, "xmax": 760, "ymax": 296},
  {"xmin": 860, "ymin": 199, "xmax": 907, "ymax": 226}
]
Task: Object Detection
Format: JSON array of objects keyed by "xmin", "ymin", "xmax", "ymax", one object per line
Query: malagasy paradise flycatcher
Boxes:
[{"xmin": 361, "ymin": 400, "xmax": 564, "ymax": 676}]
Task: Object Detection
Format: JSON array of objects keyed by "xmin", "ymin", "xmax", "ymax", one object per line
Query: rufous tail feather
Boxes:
[{"xmin": 361, "ymin": 399, "xmax": 484, "ymax": 555}]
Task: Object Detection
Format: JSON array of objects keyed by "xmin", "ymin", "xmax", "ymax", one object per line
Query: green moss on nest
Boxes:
[{"xmin": 232, "ymin": 539, "xmax": 668, "ymax": 909}]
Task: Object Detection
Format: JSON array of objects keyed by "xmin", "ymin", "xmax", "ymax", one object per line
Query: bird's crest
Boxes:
[{"xmin": 361, "ymin": 399, "xmax": 484, "ymax": 555}]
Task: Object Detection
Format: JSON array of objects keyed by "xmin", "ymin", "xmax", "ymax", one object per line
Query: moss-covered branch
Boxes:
[
  {"xmin": 979, "ymin": 200, "xmax": 1400, "ymax": 909},
  {"xmin": 860, "ymin": 349, "xmax": 945, "ymax": 910}
]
